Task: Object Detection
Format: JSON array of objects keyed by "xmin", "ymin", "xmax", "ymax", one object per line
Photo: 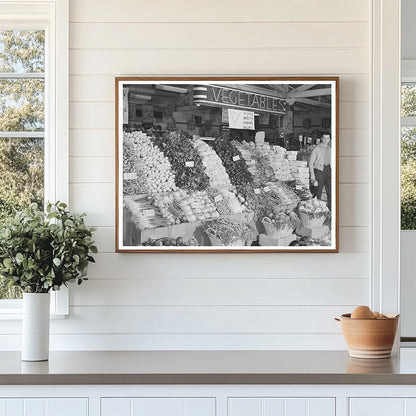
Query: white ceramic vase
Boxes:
[{"xmin": 22, "ymin": 292, "xmax": 50, "ymax": 361}]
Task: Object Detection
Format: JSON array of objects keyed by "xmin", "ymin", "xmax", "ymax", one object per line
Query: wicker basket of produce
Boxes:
[
  {"xmin": 298, "ymin": 198, "xmax": 329, "ymax": 229},
  {"xmin": 299, "ymin": 212, "xmax": 326, "ymax": 228},
  {"xmin": 262, "ymin": 217, "xmax": 294, "ymax": 239},
  {"xmin": 204, "ymin": 218, "xmax": 255, "ymax": 247},
  {"xmin": 274, "ymin": 201, "xmax": 299, "ymax": 215},
  {"xmin": 205, "ymin": 228, "xmax": 245, "ymax": 246}
]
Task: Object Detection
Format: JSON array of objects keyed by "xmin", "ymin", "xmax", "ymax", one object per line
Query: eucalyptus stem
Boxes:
[{"xmin": 0, "ymin": 202, "xmax": 97, "ymax": 294}]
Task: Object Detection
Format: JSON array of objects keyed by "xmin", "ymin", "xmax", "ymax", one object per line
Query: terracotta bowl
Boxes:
[{"xmin": 338, "ymin": 313, "xmax": 399, "ymax": 359}]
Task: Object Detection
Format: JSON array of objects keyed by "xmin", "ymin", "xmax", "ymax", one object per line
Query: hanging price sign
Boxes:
[
  {"xmin": 142, "ymin": 209, "xmax": 155, "ymax": 217},
  {"xmin": 123, "ymin": 172, "xmax": 137, "ymax": 180}
]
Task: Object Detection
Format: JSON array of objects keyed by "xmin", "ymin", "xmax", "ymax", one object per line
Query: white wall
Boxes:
[{"xmin": 57, "ymin": 0, "xmax": 371, "ymax": 350}]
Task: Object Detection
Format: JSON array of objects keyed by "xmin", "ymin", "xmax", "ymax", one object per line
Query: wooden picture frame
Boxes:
[{"xmin": 115, "ymin": 77, "xmax": 339, "ymax": 253}]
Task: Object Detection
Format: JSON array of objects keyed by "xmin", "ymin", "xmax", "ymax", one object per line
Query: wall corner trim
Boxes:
[{"xmin": 371, "ymin": 0, "xmax": 401, "ymax": 316}]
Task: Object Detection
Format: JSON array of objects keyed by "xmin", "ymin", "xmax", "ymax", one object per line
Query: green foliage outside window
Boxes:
[
  {"xmin": 402, "ymin": 84, "xmax": 416, "ymax": 118},
  {"xmin": 401, "ymin": 84, "xmax": 416, "ymax": 230},
  {"xmin": 402, "ymin": 156, "xmax": 416, "ymax": 230},
  {"xmin": 0, "ymin": 30, "xmax": 45, "ymax": 298}
]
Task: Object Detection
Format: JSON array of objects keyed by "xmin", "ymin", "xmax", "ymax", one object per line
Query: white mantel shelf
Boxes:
[{"xmin": 1, "ymin": 349, "xmax": 416, "ymax": 385}]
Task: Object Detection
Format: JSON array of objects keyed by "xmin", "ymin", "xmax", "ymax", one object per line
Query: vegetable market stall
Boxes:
[{"xmin": 122, "ymin": 130, "xmax": 330, "ymax": 248}]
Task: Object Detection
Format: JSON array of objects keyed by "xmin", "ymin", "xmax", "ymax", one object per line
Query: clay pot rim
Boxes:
[{"xmin": 340, "ymin": 313, "xmax": 399, "ymax": 320}]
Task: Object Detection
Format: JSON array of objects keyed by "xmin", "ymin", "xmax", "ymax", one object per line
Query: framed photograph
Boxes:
[{"xmin": 116, "ymin": 77, "xmax": 339, "ymax": 252}]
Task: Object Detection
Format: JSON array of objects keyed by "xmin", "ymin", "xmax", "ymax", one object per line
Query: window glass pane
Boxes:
[
  {"xmin": 0, "ymin": 137, "xmax": 44, "ymax": 300},
  {"xmin": 0, "ymin": 30, "xmax": 45, "ymax": 73},
  {"xmin": 401, "ymin": 127, "xmax": 416, "ymax": 230},
  {"xmin": 0, "ymin": 32, "xmax": 45, "ymax": 301},
  {"xmin": 0, "ymin": 137, "xmax": 44, "ymax": 216},
  {"xmin": 0, "ymin": 78, "xmax": 44, "ymax": 131}
]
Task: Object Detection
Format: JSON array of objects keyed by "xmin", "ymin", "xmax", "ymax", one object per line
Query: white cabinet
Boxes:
[
  {"xmin": 5, "ymin": 385, "xmax": 416, "ymax": 416},
  {"xmin": 101, "ymin": 398, "xmax": 215, "ymax": 416},
  {"xmin": 349, "ymin": 398, "xmax": 416, "ymax": 416},
  {"xmin": 0, "ymin": 398, "xmax": 88, "ymax": 416},
  {"xmin": 228, "ymin": 397, "xmax": 335, "ymax": 416},
  {"xmin": 349, "ymin": 398, "xmax": 404, "ymax": 416}
]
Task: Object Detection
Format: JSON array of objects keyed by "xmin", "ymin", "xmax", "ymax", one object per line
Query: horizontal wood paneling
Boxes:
[
  {"xmin": 70, "ymin": 76, "xmax": 115, "ymax": 102},
  {"xmin": 339, "ymin": 184, "xmax": 369, "ymax": 227},
  {"xmin": 70, "ymin": 22, "xmax": 368, "ymax": 50},
  {"xmin": 0, "ymin": 333, "xmax": 347, "ymax": 351},
  {"xmin": 69, "ymin": 74, "xmax": 369, "ymax": 103},
  {"xmin": 53, "ymin": 305, "xmax": 352, "ymax": 334},
  {"xmin": 339, "ymin": 102, "xmax": 369, "ymax": 129},
  {"xmin": 339, "ymin": 76, "xmax": 369, "ymax": 102},
  {"xmin": 69, "ymin": 183, "xmax": 114, "ymax": 226},
  {"xmin": 61, "ymin": 0, "xmax": 372, "ymax": 351},
  {"xmin": 91, "ymin": 227, "xmax": 115, "ymax": 253},
  {"xmin": 70, "ymin": 49, "xmax": 368, "ymax": 76},
  {"xmin": 70, "ymin": 157, "xmax": 114, "ymax": 183},
  {"xmin": 71, "ymin": 277, "xmax": 368, "ymax": 306},
  {"xmin": 91, "ymin": 225, "xmax": 369, "ymax": 254},
  {"xmin": 85, "ymin": 253, "xmax": 369, "ymax": 279},
  {"xmin": 0, "ymin": 306, "xmax": 353, "ymax": 335},
  {"xmin": 339, "ymin": 129, "xmax": 369, "ymax": 157},
  {"xmin": 339, "ymin": 227, "xmax": 369, "ymax": 253},
  {"xmin": 69, "ymin": 129, "xmax": 114, "ymax": 157},
  {"xmin": 70, "ymin": 0, "xmax": 369, "ymax": 23},
  {"xmin": 70, "ymin": 103, "xmax": 114, "ymax": 129},
  {"xmin": 339, "ymin": 157, "xmax": 369, "ymax": 183}
]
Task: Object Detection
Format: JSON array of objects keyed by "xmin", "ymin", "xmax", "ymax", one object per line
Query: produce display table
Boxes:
[
  {"xmin": 124, "ymin": 207, "xmax": 255, "ymax": 246},
  {"xmin": 121, "ymin": 132, "xmax": 332, "ymax": 248}
]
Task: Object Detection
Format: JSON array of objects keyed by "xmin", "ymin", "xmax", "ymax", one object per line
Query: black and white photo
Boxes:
[{"xmin": 116, "ymin": 77, "xmax": 339, "ymax": 252}]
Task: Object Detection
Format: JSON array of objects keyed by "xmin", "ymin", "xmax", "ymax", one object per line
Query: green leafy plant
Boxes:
[{"xmin": 0, "ymin": 202, "xmax": 97, "ymax": 293}]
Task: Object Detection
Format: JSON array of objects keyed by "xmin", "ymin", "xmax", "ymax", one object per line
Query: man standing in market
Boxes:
[{"xmin": 309, "ymin": 133, "xmax": 332, "ymax": 209}]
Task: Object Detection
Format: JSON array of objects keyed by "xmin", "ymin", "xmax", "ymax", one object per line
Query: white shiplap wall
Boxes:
[{"xmin": 56, "ymin": 0, "xmax": 372, "ymax": 350}]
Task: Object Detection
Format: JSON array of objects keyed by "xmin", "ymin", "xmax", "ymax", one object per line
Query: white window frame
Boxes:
[
  {"xmin": 0, "ymin": 0, "xmax": 69, "ymax": 317},
  {"xmin": 399, "ymin": 60, "xmax": 416, "ymax": 340},
  {"xmin": 400, "ymin": 61, "xmax": 416, "ymax": 239},
  {"xmin": 371, "ymin": 0, "xmax": 401, "ymax": 325}
]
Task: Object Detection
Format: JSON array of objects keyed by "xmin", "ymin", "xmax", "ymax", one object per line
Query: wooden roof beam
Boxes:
[
  {"xmin": 290, "ymin": 84, "xmax": 317, "ymax": 93},
  {"xmin": 287, "ymin": 88, "xmax": 332, "ymax": 99},
  {"xmin": 293, "ymin": 97, "xmax": 331, "ymax": 109}
]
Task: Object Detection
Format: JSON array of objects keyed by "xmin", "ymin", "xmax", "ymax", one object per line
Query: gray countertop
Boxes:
[{"xmin": 2, "ymin": 349, "xmax": 416, "ymax": 385}]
